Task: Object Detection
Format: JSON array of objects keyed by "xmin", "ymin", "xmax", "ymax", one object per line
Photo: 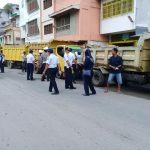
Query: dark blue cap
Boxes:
[{"xmin": 47, "ymin": 48, "xmax": 53, "ymax": 53}]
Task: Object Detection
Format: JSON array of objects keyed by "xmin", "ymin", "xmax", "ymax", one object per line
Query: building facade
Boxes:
[
  {"xmin": 100, "ymin": 0, "xmax": 150, "ymax": 45},
  {"xmin": 0, "ymin": 9, "xmax": 10, "ymax": 44},
  {"xmin": 0, "ymin": 4, "xmax": 21, "ymax": 45},
  {"xmin": 41, "ymin": 0, "xmax": 54, "ymax": 42},
  {"xmin": 49, "ymin": 0, "xmax": 107, "ymax": 45},
  {"xmin": 19, "ymin": 0, "xmax": 41, "ymax": 44}
]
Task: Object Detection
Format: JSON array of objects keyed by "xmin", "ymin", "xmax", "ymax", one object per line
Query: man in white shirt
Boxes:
[
  {"xmin": 41, "ymin": 47, "xmax": 49, "ymax": 81},
  {"xmin": 26, "ymin": 50, "xmax": 35, "ymax": 80},
  {"xmin": 42, "ymin": 48, "xmax": 60, "ymax": 95},
  {"xmin": 75, "ymin": 51, "xmax": 83, "ymax": 80},
  {"xmin": 64, "ymin": 47, "xmax": 76, "ymax": 89}
]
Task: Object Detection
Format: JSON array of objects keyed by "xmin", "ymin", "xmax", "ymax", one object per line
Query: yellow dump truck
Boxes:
[
  {"xmin": 2, "ymin": 40, "xmax": 80, "ymax": 70},
  {"xmin": 2, "ymin": 45, "xmax": 28, "ymax": 68},
  {"xmin": 92, "ymin": 34, "xmax": 150, "ymax": 86}
]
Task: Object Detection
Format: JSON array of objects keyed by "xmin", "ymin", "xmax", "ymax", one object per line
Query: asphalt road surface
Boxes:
[{"xmin": 0, "ymin": 69, "xmax": 150, "ymax": 150}]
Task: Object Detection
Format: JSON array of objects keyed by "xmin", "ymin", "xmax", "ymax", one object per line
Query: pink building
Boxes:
[{"xmin": 50, "ymin": 0, "xmax": 107, "ymax": 44}]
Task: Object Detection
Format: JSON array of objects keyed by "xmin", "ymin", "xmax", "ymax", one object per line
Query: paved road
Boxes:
[{"xmin": 0, "ymin": 69, "xmax": 150, "ymax": 150}]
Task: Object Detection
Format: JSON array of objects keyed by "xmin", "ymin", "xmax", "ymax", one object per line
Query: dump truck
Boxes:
[
  {"xmin": 92, "ymin": 34, "xmax": 150, "ymax": 86},
  {"xmin": 2, "ymin": 40, "xmax": 81, "ymax": 70},
  {"xmin": 2, "ymin": 45, "xmax": 28, "ymax": 69}
]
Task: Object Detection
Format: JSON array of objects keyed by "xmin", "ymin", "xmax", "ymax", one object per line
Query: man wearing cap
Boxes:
[
  {"xmin": 26, "ymin": 50, "xmax": 35, "ymax": 80},
  {"xmin": 42, "ymin": 48, "xmax": 60, "ymax": 95},
  {"xmin": 64, "ymin": 47, "xmax": 76, "ymax": 89},
  {"xmin": 41, "ymin": 47, "xmax": 49, "ymax": 81}
]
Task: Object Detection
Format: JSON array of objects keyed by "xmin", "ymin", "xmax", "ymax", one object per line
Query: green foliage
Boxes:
[{"xmin": 3, "ymin": 3, "xmax": 13, "ymax": 15}]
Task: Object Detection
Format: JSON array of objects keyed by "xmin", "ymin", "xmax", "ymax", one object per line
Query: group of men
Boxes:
[
  {"xmin": 24, "ymin": 47, "xmax": 79, "ymax": 95},
  {"xmin": 0, "ymin": 50, "xmax": 5, "ymax": 73},
  {"xmin": 24, "ymin": 46, "xmax": 123, "ymax": 95}
]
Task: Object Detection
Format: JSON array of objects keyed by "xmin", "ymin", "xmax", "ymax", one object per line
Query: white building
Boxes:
[
  {"xmin": 41, "ymin": 0, "xmax": 54, "ymax": 42},
  {"xmin": 19, "ymin": 0, "xmax": 41, "ymax": 44},
  {"xmin": 100, "ymin": 0, "xmax": 150, "ymax": 45},
  {"xmin": 19, "ymin": 0, "xmax": 54, "ymax": 44},
  {"xmin": 0, "ymin": 4, "xmax": 21, "ymax": 45},
  {"xmin": 0, "ymin": 9, "xmax": 10, "ymax": 44}
]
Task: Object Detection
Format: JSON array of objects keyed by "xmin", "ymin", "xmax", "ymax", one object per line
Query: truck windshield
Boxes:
[
  {"xmin": 71, "ymin": 48, "xmax": 82, "ymax": 53},
  {"xmin": 57, "ymin": 47, "xmax": 82, "ymax": 58}
]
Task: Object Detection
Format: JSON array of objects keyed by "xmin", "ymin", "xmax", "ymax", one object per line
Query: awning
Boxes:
[{"xmin": 49, "ymin": 4, "xmax": 80, "ymax": 18}]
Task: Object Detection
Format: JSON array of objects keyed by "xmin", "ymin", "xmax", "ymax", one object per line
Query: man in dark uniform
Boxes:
[
  {"xmin": 64, "ymin": 47, "xmax": 76, "ymax": 89},
  {"xmin": 0, "ymin": 50, "xmax": 5, "ymax": 73},
  {"xmin": 42, "ymin": 48, "xmax": 60, "ymax": 95},
  {"xmin": 41, "ymin": 47, "xmax": 49, "ymax": 81},
  {"xmin": 26, "ymin": 50, "xmax": 35, "ymax": 80}
]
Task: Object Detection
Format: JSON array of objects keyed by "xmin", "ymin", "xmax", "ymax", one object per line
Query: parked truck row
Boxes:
[{"xmin": 1, "ymin": 34, "xmax": 150, "ymax": 87}]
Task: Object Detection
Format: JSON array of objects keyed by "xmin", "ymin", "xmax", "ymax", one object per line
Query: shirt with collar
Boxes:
[
  {"xmin": 46, "ymin": 54, "xmax": 59, "ymax": 68},
  {"xmin": 64, "ymin": 52, "xmax": 75, "ymax": 68},
  {"xmin": 26, "ymin": 53, "xmax": 35, "ymax": 64},
  {"xmin": 0, "ymin": 54, "xmax": 5, "ymax": 62},
  {"xmin": 41, "ymin": 52, "xmax": 48, "ymax": 63}
]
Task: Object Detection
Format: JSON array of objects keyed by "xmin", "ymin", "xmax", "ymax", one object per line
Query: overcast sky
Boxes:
[{"xmin": 0, "ymin": 0, "xmax": 20, "ymax": 9}]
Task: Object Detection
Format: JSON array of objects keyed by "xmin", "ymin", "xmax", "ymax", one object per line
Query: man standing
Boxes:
[
  {"xmin": 75, "ymin": 51, "xmax": 83, "ymax": 80},
  {"xmin": 42, "ymin": 48, "xmax": 60, "ymax": 95},
  {"xmin": 41, "ymin": 47, "xmax": 49, "ymax": 81},
  {"xmin": 0, "ymin": 50, "xmax": 5, "ymax": 73},
  {"xmin": 105, "ymin": 48, "xmax": 123, "ymax": 93},
  {"xmin": 64, "ymin": 47, "xmax": 76, "ymax": 89},
  {"xmin": 22, "ymin": 51, "xmax": 27, "ymax": 72},
  {"xmin": 26, "ymin": 50, "xmax": 35, "ymax": 80}
]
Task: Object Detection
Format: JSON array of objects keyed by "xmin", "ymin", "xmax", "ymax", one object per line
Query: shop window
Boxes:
[
  {"xmin": 44, "ymin": 24, "xmax": 53, "ymax": 34},
  {"xmin": 56, "ymin": 14, "xmax": 70, "ymax": 32},
  {"xmin": 102, "ymin": 0, "xmax": 134, "ymax": 19},
  {"xmin": 43, "ymin": 0, "xmax": 52, "ymax": 10},
  {"xmin": 28, "ymin": 19, "xmax": 39, "ymax": 36},
  {"xmin": 27, "ymin": 0, "xmax": 38, "ymax": 13}
]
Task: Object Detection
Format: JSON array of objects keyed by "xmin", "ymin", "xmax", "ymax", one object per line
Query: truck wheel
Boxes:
[
  {"xmin": 7, "ymin": 61, "xmax": 13, "ymax": 69},
  {"xmin": 92, "ymin": 70, "xmax": 105, "ymax": 87}
]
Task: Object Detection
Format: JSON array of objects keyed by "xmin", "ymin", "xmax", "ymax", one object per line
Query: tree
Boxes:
[{"xmin": 3, "ymin": 3, "xmax": 13, "ymax": 16}]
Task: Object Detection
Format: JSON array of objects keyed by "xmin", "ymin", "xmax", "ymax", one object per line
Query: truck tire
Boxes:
[
  {"xmin": 92, "ymin": 70, "xmax": 105, "ymax": 87},
  {"xmin": 7, "ymin": 61, "xmax": 13, "ymax": 69}
]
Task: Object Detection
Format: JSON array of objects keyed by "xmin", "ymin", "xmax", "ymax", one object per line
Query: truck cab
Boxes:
[{"xmin": 56, "ymin": 45, "xmax": 82, "ymax": 78}]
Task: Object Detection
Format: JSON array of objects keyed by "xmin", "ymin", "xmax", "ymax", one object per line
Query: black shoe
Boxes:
[
  {"xmin": 70, "ymin": 87, "xmax": 76, "ymax": 90},
  {"xmin": 65, "ymin": 87, "xmax": 69, "ymax": 89},
  {"xmin": 27, "ymin": 79, "xmax": 30, "ymax": 80},
  {"xmin": 49, "ymin": 90, "xmax": 52, "ymax": 92},
  {"xmin": 51, "ymin": 92, "xmax": 59, "ymax": 95},
  {"xmin": 83, "ymin": 94, "xmax": 90, "ymax": 96},
  {"xmin": 90, "ymin": 92, "xmax": 96, "ymax": 95}
]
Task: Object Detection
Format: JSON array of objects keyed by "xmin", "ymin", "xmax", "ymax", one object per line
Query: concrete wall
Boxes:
[
  {"xmin": 41, "ymin": 0, "xmax": 54, "ymax": 42},
  {"xmin": 54, "ymin": 0, "xmax": 107, "ymax": 42},
  {"xmin": 54, "ymin": 0, "xmax": 80, "ymax": 11},
  {"xmin": 136, "ymin": 0, "xmax": 150, "ymax": 33},
  {"xmin": 101, "ymin": 0, "xmax": 136, "ymax": 34},
  {"xmin": 79, "ymin": 0, "xmax": 106, "ymax": 41}
]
